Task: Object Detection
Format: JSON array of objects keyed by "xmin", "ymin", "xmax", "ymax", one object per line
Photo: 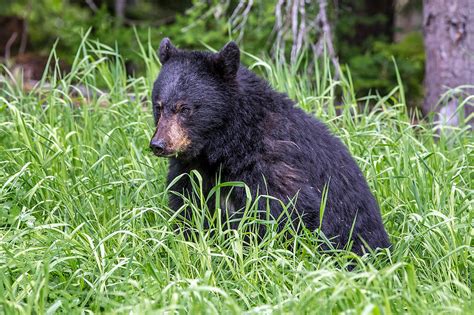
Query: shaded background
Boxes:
[{"xmin": 2, "ymin": 0, "xmax": 472, "ymax": 124}]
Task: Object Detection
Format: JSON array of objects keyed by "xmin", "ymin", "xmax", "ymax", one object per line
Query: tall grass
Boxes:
[{"xmin": 0, "ymin": 36, "xmax": 472, "ymax": 314}]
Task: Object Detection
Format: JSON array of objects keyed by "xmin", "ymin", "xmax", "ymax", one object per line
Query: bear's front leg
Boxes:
[{"xmin": 166, "ymin": 159, "xmax": 194, "ymax": 231}]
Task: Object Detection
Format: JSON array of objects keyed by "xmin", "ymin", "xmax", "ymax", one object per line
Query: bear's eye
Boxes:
[
  {"xmin": 180, "ymin": 106, "xmax": 191, "ymax": 115},
  {"xmin": 175, "ymin": 103, "xmax": 191, "ymax": 116}
]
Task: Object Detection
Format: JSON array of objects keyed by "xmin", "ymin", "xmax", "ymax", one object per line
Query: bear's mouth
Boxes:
[{"xmin": 151, "ymin": 149, "xmax": 177, "ymax": 158}]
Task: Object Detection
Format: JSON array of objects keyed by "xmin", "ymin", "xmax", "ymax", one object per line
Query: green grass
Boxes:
[{"xmin": 0, "ymin": 37, "xmax": 472, "ymax": 314}]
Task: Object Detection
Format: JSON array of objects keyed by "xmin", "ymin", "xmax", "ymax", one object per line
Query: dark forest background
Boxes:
[{"xmin": 0, "ymin": 0, "xmax": 463, "ymax": 118}]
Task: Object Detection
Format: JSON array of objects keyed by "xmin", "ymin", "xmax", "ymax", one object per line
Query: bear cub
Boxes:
[{"xmin": 150, "ymin": 38, "xmax": 390, "ymax": 254}]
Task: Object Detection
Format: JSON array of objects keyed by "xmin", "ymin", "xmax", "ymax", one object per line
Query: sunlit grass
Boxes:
[{"xmin": 0, "ymin": 36, "xmax": 472, "ymax": 314}]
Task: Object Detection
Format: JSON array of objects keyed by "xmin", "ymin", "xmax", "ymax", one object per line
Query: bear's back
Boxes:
[{"xmin": 235, "ymin": 69, "xmax": 390, "ymax": 252}]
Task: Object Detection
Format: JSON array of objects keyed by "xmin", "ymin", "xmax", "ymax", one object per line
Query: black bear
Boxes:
[{"xmin": 150, "ymin": 38, "xmax": 390, "ymax": 254}]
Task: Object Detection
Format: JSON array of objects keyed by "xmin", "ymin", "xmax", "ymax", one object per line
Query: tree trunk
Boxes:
[
  {"xmin": 422, "ymin": 0, "xmax": 474, "ymax": 126},
  {"xmin": 115, "ymin": 0, "xmax": 126, "ymax": 22}
]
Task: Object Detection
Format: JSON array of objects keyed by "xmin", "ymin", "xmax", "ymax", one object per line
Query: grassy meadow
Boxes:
[{"xmin": 0, "ymin": 38, "xmax": 472, "ymax": 314}]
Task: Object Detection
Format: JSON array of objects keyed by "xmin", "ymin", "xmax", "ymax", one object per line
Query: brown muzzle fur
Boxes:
[{"xmin": 150, "ymin": 115, "xmax": 191, "ymax": 156}]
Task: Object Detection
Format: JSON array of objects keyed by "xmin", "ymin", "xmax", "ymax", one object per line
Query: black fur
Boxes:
[{"xmin": 151, "ymin": 38, "xmax": 390, "ymax": 254}]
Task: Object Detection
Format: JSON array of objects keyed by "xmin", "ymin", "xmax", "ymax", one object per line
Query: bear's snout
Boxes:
[
  {"xmin": 150, "ymin": 115, "xmax": 191, "ymax": 157},
  {"xmin": 150, "ymin": 138, "xmax": 167, "ymax": 155}
]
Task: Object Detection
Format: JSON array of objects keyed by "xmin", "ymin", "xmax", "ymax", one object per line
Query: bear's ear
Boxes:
[
  {"xmin": 214, "ymin": 41, "xmax": 240, "ymax": 79},
  {"xmin": 158, "ymin": 37, "xmax": 177, "ymax": 64}
]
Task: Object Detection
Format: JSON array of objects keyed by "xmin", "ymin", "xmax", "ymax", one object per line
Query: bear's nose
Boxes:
[{"xmin": 150, "ymin": 139, "xmax": 166, "ymax": 154}]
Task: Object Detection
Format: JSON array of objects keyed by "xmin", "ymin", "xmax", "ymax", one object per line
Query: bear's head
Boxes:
[{"xmin": 150, "ymin": 38, "xmax": 240, "ymax": 159}]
